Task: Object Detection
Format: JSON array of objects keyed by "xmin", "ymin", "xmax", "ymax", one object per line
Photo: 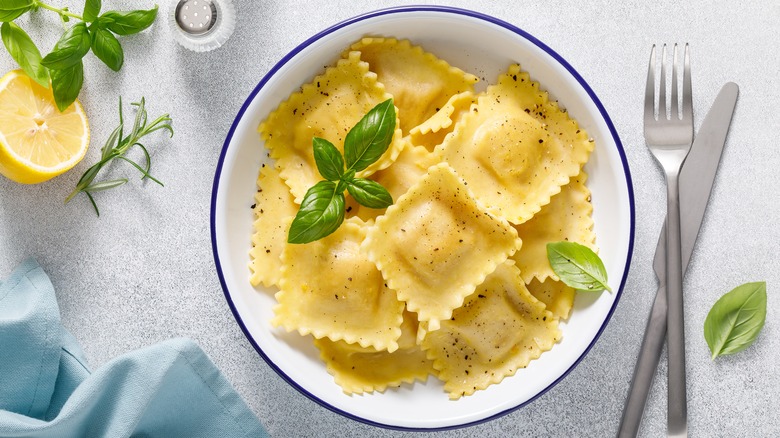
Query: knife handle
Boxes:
[{"xmin": 617, "ymin": 283, "xmax": 668, "ymax": 437}]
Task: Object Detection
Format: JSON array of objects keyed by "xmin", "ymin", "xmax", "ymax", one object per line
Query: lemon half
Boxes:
[{"xmin": 0, "ymin": 70, "xmax": 90, "ymax": 184}]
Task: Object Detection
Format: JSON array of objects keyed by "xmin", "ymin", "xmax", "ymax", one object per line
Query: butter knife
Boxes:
[{"xmin": 618, "ymin": 82, "xmax": 739, "ymax": 437}]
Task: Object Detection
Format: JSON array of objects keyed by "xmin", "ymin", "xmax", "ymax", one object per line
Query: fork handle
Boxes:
[{"xmin": 665, "ymin": 170, "xmax": 687, "ymax": 437}]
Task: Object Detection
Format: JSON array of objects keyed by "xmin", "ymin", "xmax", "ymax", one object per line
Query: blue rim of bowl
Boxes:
[{"xmin": 211, "ymin": 4, "xmax": 635, "ymax": 432}]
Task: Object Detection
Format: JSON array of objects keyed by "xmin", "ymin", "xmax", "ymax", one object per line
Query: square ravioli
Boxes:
[
  {"xmin": 249, "ymin": 164, "xmax": 298, "ymax": 288},
  {"xmin": 362, "ymin": 163, "xmax": 521, "ymax": 331},
  {"xmin": 349, "ymin": 37, "xmax": 478, "ymax": 135},
  {"xmin": 420, "ymin": 262, "xmax": 561, "ymax": 399},
  {"xmin": 440, "ymin": 64, "xmax": 593, "ymax": 224},
  {"xmin": 259, "ymin": 51, "xmax": 404, "ymax": 203},
  {"xmin": 273, "ymin": 218, "xmax": 404, "ymax": 352},
  {"xmin": 510, "ymin": 171, "xmax": 596, "ymax": 284},
  {"xmin": 314, "ymin": 310, "xmax": 435, "ymax": 395}
]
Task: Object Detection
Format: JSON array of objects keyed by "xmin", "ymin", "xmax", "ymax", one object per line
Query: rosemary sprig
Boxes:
[{"xmin": 65, "ymin": 97, "xmax": 173, "ymax": 215}]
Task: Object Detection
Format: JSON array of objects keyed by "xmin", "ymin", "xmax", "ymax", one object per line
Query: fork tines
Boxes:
[{"xmin": 645, "ymin": 43, "xmax": 692, "ymax": 124}]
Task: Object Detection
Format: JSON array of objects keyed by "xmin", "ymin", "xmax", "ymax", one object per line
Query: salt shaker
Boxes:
[{"xmin": 170, "ymin": 0, "xmax": 235, "ymax": 52}]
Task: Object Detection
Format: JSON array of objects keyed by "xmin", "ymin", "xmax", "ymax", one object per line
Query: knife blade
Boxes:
[{"xmin": 618, "ymin": 82, "xmax": 739, "ymax": 437}]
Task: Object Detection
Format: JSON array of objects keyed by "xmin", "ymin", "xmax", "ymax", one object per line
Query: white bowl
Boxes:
[{"xmin": 211, "ymin": 6, "xmax": 634, "ymax": 430}]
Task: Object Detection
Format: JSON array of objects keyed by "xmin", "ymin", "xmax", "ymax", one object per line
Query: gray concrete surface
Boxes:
[{"xmin": 1, "ymin": 1, "xmax": 778, "ymax": 436}]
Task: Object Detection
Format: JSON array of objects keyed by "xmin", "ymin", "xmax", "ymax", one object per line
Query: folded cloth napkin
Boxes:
[{"xmin": 0, "ymin": 258, "xmax": 268, "ymax": 438}]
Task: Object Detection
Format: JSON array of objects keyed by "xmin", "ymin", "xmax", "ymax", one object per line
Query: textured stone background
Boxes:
[{"xmin": 1, "ymin": 0, "xmax": 778, "ymax": 436}]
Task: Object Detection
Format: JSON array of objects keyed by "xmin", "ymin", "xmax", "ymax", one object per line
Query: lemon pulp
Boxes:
[{"xmin": 0, "ymin": 70, "xmax": 90, "ymax": 184}]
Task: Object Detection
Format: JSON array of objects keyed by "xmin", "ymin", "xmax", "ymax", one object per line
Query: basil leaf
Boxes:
[
  {"xmin": 50, "ymin": 61, "xmax": 84, "ymax": 112},
  {"xmin": 546, "ymin": 241, "xmax": 611, "ymax": 292},
  {"xmin": 288, "ymin": 180, "xmax": 345, "ymax": 244},
  {"xmin": 99, "ymin": 7, "xmax": 158, "ymax": 35},
  {"xmin": 41, "ymin": 22, "xmax": 91, "ymax": 70},
  {"xmin": 0, "ymin": 0, "xmax": 33, "ymax": 22},
  {"xmin": 90, "ymin": 25, "xmax": 123, "ymax": 71},
  {"xmin": 1, "ymin": 22, "xmax": 49, "ymax": 87},
  {"xmin": 347, "ymin": 178, "xmax": 393, "ymax": 209},
  {"xmin": 312, "ymin": 137, "xmax": 343, "ymax": 181},
  {"xmin": 704, "ymin": 281, "xmax": 767, "ymax": 359},
  {"xmin": 343, "ymin": 99, "xmax": 396, "ymax": 172},
  {"xmin": 83, "ymin": 0, "xmax": 102, "ymax": 22}
]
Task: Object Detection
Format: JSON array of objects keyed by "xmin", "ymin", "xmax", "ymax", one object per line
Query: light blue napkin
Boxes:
[{"xmin": 0, "ymin": 258, "xmax": 268, "ymax": 438}]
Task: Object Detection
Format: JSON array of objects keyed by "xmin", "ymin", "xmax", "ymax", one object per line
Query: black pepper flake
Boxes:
[{"xmin": 250, "ymin": 203, "xmax": 256, "ymax": 209}]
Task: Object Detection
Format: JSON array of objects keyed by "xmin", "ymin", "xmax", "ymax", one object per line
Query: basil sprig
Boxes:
[
  {"xmin": 704, "ymin": 281, "xmax": 766, "ymax": 359},
  {"xmin": 547, "ymin": 241, "xmax": 611, "ymax": 292},
  {"xmin": 0, "ymin": 1, "xmax": 158, "ymax": 111},
  {"xmin": 288, "ymin": 99, "xmax": 396, "ymax": 244}
]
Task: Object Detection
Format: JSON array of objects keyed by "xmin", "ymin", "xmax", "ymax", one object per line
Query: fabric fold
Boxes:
[{"xmin": 0, "ymin": 258, "xmax": 268, "ymax": 438}]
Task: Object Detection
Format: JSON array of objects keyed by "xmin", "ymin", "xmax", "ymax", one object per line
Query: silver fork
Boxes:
[{"xmin": 644, "ymin": 43, "xmax": 693, "ymax": 437}]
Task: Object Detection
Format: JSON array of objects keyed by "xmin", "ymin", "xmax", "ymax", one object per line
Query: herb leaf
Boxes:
[
  {"xmin": 99, "ymin": 7, "xmax": 158, "ymax": 35},
  {"xmin": 41, "ymin": 22, "xmax": 91, "ymax": 70},
  {"xmin": 347, "ymin": 178, "xmax": 393, "ymax": 209},
  {"xmin": 288, "ymin": 99, "xmax": 396, "ymax": 243},
  {"xmin": 288, "ymin": 181, "xmax": 345, "ymax": 244},
  {"xmin": 90, "ymin": 25, "xmax": 123, "ymax": 71},
  {"xmin": 704, "ymin": 281, "xmax": 767, "ymax": 359},
  {"xmin": 83, "ymin": 0, "xmax": 102, "ymax": 22},
  {"xmin": 65, "ymin": 97, "xmax": 173, "ymax": 215},
  {"xmin": 1, "ymin": 22, "xmax": 49, "ymax": 87},
  {"xmin": 547, "ymin": 241, "xmax": 611, "ymax": 292},
  {"xmin": 0, "ymin": 0, "xmax": 34, "ymax": 22},
  {"xmin": 50, "ymin": 61, "xmax": 84, "ymax": 112},
  {"xmin": 312, "ymin": 137, "xmax": 344, "ymax": 181},
  {"xmin": 343, "ymin": 98, "xmax": 395, "ymax": 172}
]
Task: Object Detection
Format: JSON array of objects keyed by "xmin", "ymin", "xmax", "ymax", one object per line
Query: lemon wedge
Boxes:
[{"xmin": 0, "ymin": 70, "xmax": 89, "ymax": 184}]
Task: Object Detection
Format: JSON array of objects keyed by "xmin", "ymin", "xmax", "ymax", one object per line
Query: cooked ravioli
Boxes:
[
  {"xmin": 440, "ymin": 65, "xmax": 593, "ymax": 224},
  {"xmin": 349, "ymin": 37, "xmax": 478, "ymax": 135},
  {"xmin": 526, "ymin": 277, "xmax": 576, "ymax": 320},
  {"xmin": 253, "ymin": 38, "xmax": 604, "ymax": 400},
  {"xmin": 315, "ymin": 310, "xmax": 435, "ymax": 394},
  {"xmin": 363, "ymin": 163, "xmax": 521, "ymax": 331},
  {"xmin": 259, "ymin": 51, "xmax": 404, "ymax": 202},
  {"xmin": 354, "ymin": 140, "xmax": 440, "ymax": 222},
  {"xmin": 273, "ymin": 218, "xmax": 404, "ymax": 352},
  {"xmin": 421, "ymin": 262, "xmax": 561, "ymax": 399},
  {"xmin": 249, "ymin": 164, "xmax": 298, "ymax": 288},
  {"xmin": 510, "ymin": 171, "xmax": 596, "ymax": 283},
  {"xmin": 409, "ymin": 91, "xmax": 476, "ymax": 152}
]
